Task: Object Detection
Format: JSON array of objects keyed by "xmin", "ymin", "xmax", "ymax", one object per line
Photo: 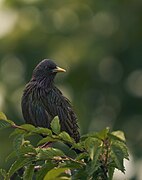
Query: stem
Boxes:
[
  {"xmin": 11, "ymin": 124, "xmax": 29, "ymax": 131},
  {"xmin": 53, "ymin": 156, "xmax": 86, "ymax": 166},
  {"xmin": 100, "ymin": 138, "xmax": 110, "ymax": 179}
]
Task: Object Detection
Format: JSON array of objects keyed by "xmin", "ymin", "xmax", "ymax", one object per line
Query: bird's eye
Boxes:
[
  {"xmin": 45, "ymin": 66, "xmax": 50, "ymax": 70},
  {"xmin": 45, "ymin": 66, "xmax": 48, "ymax": 69},
  {"xmin": 45, "ymin": 66, "xmax": 54, "ymax": 72}
]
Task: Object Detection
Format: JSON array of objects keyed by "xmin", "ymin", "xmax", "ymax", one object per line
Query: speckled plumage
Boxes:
[{"xmin": 21, "ymin": 59, "xmax": 80, "ymax": 142}]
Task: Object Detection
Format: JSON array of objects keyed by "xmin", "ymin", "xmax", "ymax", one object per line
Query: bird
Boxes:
[{"xmin": 21, "ymin": 59, "xmax": 80, "ymax": 143}]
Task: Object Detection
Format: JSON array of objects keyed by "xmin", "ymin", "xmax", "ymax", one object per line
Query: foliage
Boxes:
[{"xmin": 0, "ymin": 112, "xmax": 129, "ymax": 180}]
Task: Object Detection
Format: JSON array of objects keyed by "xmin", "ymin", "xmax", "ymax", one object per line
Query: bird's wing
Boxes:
[
  {"xmin": 45, "ymin": 87, "xmax": 80, "ymax": 142},
  {"xmin": 21, "ymin": 90, "xmax": 53, "ymax": 128}
]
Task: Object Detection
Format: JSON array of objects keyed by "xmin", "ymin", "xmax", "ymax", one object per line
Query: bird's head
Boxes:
[{"xmin": 32, "ymin": 59, "xmax": 66, "ymax": 82}]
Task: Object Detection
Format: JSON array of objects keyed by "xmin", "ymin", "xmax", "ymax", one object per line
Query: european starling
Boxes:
[{"xmin": 21, "ymin": 59, "xmax": 80, "ymax": 142}]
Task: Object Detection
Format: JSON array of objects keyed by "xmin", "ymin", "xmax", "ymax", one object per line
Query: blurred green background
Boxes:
[{"xmin": 0, "ymin": 0, "xmax": 142, "ymax": 179}]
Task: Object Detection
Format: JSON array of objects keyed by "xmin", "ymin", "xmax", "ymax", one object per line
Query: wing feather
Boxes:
[
  {"xmin": 21, "ymin": 89, "xmax": 53, "ymax": 128},
  {"xmin": 46, "ymin": 87, "xmax": 80, "ymax": 142}
]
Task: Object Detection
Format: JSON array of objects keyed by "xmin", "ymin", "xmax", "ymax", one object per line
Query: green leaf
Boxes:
[
  {"xmin": 23, "ymin": 164, "xmax": 34, "ymax": 180},
  {"xmin": 84, "ymin": 137, "xmax": 102, "ymax": 160},
  {"xmin": 112, "ymin": 140, "xmax": 129, "ymax": 160},
  {"xmin": 8, "ymin": 157, "xmax": 33, "ymax": 177},
  {"xmin": 0, "ymin": 113, "xmax": 15, "ymax": 129},
  {"xmin": 0, "ymin": 112, "xmax": 15, "ymax": 126},
  {"xmin": 110, "ymin": 144, "xmax": 125, "ymax": 172},
  {"xmin": 37, "ymin": 136, "xmax": 56, "ymax": 146},
  {"xmin": 44, "ymin": 167, "xmax": 71, "ymax": 180},
  {"xmin": 0, "ymin": 169, "xmax": 7, "ymax": 178},
  {"xmin": 20, "ymin": 124, "xmax": 36, "ymax": 132},
  {"xmin": 10, "ymin": 128, "xmax": 26, "ymax": 137},
  {"xmin": 0, "ymin": 112, "xmax": 7, "ymax": 120},
  {"xmin": 13, "ymin": 134, "xmax": 24, "ymax": 153},
  {"xmin": 36, "ymin": 161, "xmax": 56, "ymax": 180},
  {"xmin": 84, "ymin": 137, "xmax": 103, "ymax": 176},
  {"xmin": 75, "ymin": 152, "xmax": 88, "ymax": 161},
  {"xmin": 81, "ymin": 132, "xmax": 98, "ymax": 140},
  {"xmin": 51, "ymin": 116, "xmax": 61, "ymax": 135},
  {"xmin": 87, "ymin": 146, "xmax": 102, "ymax": 176},
  {"xmin": 96, "ymin": 127, "xmax": 110, "ymax": 140},
  {"xmin": 34, "ymin": 127, "xmax": 52, "ymax": 136},
  {"xmin": 60, "ymin": 159, "xmax": 84, "ymax": 169},
  {"xmin": 111, "ymin": 130, "xmax": 126, "ymax": 142},
  {"xmin": 6, "ymin": 151, "xmax": 17, "ymax": 162},
  {"xmin": 19, "ymin": 145, "xmax": 36, "ymax": 157},
  {"xmin": 72, "ymin": 168, "xmax": 88, "ymax": 180},
  {"xmin": 91, "ymin": 145, "xmax": 102, "ymax": 165},
  {"xmin": 10, "ymin": 124, "xmax": 52, "ymax": 137},
  {"xmin": 108, "ymin": 166, "xmax": 115, "ymax": 180},
  {"xmin": 0, "ymin": 120, "xmax": 11, "ymax": 129},
  {"xmin": 72, "ymin": 142, "xmax": 85, "ymax": 152},
  {"xmin": 36, "ymin": 147, "xmax": 65, "ymax": 160},
  {"xmin": 81, "ymin": 128, "xmax": 109, "ymax": 141},
  {"xmin": 5, "ymin": 119, "xmax": 15, "ymax": 125},
  {"xmin": 59, "ymin": 131, "xmax": 74, "ymax": 144}
]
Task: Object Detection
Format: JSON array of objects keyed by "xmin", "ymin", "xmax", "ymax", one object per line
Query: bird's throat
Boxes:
[{"xmin": 33, "ymin": 74, "xmax": 55, "ymax": 89}]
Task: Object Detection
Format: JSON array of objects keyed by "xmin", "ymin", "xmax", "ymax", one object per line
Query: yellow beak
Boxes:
[{"xmin": 53, "ymin": 66, "xmax": 66, "ymax": 73}]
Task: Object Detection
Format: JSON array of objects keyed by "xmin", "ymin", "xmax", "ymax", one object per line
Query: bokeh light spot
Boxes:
[
  {"xmin": 126, "ymin": 70, "xmax": 142, "ymax": 97},
  {"xmin": 89, "ymin": 106, "xmax": 116, "ymax": 131},
  {"xmin": 51, "ymin": 40, "xmax": 82, "ymax": 66},
  {"xmin": 92, "ymin": 11, "xmax": 118, "ymax": 37},
  {"xmin": 0, "ymin": 83, "xmax": 6, "ymax": 110},
  {"xmin": 21, "ymin": 0, "xmax": 40, "ymax": 3},
  {"xmin": 19, "ymin": 7, "xmax": 40, "ymax": 31},
  {"xmin": 10, "ymin": 86, "xmax": 25, "ymax": 118},
  {"xmin": 0, "ymin": 56, "xmax": 25, "ymax": 87},
  {"xmin": 99, "ymin": 57, "xmax": 123, "ymax": 83},
  {"xmin": 53, "ymin": 8, "xmax": 79, "ymax": 32},
  {"xmin": 0, "ymin": 10, "xmax": 18, "ymax": 37}
]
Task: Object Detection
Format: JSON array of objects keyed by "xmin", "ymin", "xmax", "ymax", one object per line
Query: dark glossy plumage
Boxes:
[{"xmin": 21, "ymin": 59, "xmax": 80, "ymax": 142}]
